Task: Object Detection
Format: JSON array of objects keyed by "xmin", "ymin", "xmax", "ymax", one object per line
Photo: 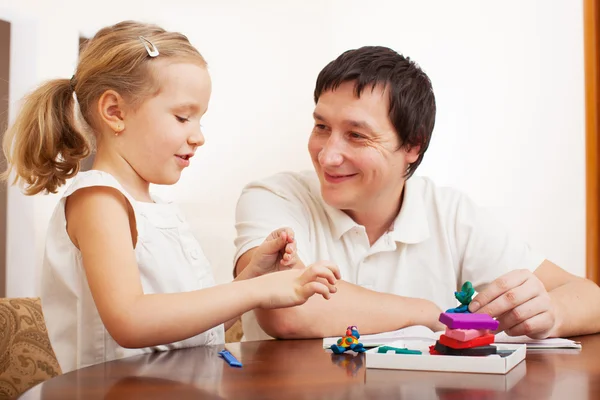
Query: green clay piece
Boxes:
[
  {"xmin": 376, "ymin": 346, "xmax": 422, "ymax": 355},
  {"xmin": 455, "ymin": 281, "xmax": 475, "ymax": 305}
]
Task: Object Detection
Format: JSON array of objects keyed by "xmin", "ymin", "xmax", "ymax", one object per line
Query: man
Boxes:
[{"xmin": 234, "ymin": 46, "xmax": 600, "ymax": 341}]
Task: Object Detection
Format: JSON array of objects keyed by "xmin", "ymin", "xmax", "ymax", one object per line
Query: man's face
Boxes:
[{"xmin": 308, "ymin": 81, "xmax": 419, "ymax": 215}]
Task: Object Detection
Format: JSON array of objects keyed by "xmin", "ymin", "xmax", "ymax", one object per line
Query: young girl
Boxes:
[{"xmin": 2, "ymin": 21, "xmax": 340, "ymax": 373}]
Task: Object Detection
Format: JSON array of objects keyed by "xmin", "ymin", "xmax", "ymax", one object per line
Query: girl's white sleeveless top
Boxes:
[{"xmin": 41, "ymin": 170, "xmax": 224, "ymax": 373}]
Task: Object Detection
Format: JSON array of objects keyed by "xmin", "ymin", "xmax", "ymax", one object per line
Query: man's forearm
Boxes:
[
  {"xmin": 255, "ymin": 280, "xmax": 444, "ymax": 339},
  {"xmin": 550, "ymin": 278, "xmax": 600, "ymax": 337}
]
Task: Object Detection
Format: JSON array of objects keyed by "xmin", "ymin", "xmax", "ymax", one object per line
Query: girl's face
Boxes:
[{"xmin": 116, "ymin": 61, "xmax": 211, "ymax": 186}]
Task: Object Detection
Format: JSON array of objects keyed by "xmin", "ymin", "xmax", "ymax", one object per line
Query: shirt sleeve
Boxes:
[
  {"xmin": 452, "ymin": 192, "xmax": 546, "ymax": 292},
  {"xmin": 233, "ymin": 175, "xmax": 312, "ymax": 269}
]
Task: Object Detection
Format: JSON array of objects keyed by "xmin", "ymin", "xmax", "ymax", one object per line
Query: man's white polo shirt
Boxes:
[{"xmin": 234, "ymin": 171, "xmax": 544, "ymax": 341}]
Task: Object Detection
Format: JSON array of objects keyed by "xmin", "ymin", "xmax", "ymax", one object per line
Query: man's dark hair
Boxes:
[{"xmin": 314, "ymin": 46, "xmax": 436, "ymax": 178}]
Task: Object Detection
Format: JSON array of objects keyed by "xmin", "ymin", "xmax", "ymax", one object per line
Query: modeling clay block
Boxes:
[
  {"xmin": 496, "ymin": 349, "xmax": 516, "ymax": 358},
  {"xmin": 434, "ymin": 342, "xmax": 497, "ymax": 356},
  {"xmin": 439, "ymin": 333, "xmax": 495, "ymax": 349},
  {"xmin": 445, "ymin": 304, "xmax": 470, "ymax": 313},
  {"xmin": 376, "ymin": 346, "xmax": 422, "ymax": 355},
  {"xmin": 444, "ymin": 327, "xmax": 490, "ymax": 342},
  {"xmin": 439, "ymin": 312, "xmax": 499, "ymax": 330}
]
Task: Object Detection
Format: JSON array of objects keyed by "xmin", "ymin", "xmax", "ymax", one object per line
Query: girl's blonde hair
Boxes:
[{"xmin": 2, "ymin": 20, "xmax": 206, "ymax": 195}]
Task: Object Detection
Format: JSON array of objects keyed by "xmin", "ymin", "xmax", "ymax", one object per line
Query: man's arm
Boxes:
[
  {"xmin": 536, "ymin": 261, "xmax": 600, "ymax": 337},
  {"xmin": 236, "ymin": 248, "xmax": 444, "ymax": 338},
  {"xmin": 451, "ymin": 190, "xmax": 600, "ymax": 338},
  {"xmin": 471, "ymin": 260, "xmax": 600, "ymax": 338}
]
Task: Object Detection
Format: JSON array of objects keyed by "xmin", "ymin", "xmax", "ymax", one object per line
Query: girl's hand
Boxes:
[
  {"xmin": 248, "ymin": 227, "xmax": 301, "ymax": 277},
  {"xmin": 257, "ymin": 261, "xmax": 341, "ymax": 309}
]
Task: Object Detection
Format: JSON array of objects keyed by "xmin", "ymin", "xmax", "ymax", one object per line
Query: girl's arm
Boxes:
[{"xmin": 66, "ymin": 186, "xmax": 338, "ymax": 348}]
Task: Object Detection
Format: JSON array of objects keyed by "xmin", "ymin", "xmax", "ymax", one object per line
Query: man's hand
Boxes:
[{"xmin": 469, "ymin": 269, "xmax": 557, "ymax": 339}]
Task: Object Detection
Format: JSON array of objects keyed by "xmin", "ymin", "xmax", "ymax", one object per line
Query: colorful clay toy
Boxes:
[
  {"xmin": 430, "ymin": 282, "xmax": 500, "ymax": 357},
  {"xmin": 330, "ymin": 326, "xmax": 366, "ymax": 354},
  {"xmin": 446, "ymin": 281, "xmax": 475, "ymax": 313}
]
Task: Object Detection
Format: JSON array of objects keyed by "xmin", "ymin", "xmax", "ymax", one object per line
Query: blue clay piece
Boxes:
[{"xmin": 445, "ymin": 304, "xmax": 470, "ymax": 313}]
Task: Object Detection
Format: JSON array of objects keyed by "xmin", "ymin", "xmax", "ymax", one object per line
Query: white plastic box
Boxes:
[{"xmin": 365, "ymin": 339, "xmax": 526, "ymax": 375}]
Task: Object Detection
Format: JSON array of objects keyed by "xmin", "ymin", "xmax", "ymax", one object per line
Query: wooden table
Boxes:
[{"xmin": 20, "ymin": 334, "xmax": 600, "ymax": 399}]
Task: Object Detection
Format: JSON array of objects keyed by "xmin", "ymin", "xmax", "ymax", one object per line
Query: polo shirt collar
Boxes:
[
  {"xmin": 388, "ymin": 177, "xmax": 430, "ymax": 244},
  {"xmin": 311, "ymin": 175, "xmax": 430, "ymax": 244}
]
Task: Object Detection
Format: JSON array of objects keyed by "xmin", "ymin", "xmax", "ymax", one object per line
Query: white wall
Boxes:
[
  {"xmin": 0, "ymin": 0, "xmax": 586, "ymax": 297},
  {"xmin": 0, "ymin": 0, "xmax": 331, "ymax": 294},
  {"xmin": 329, "ymin": 0, "xmax": 585, "ymax": 276},
  {"xmin": 1, "ymin": 7, "xmax": 80, "ymax": 297}
]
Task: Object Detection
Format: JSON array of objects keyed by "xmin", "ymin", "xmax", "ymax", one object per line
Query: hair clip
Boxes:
[{"xmin": 139, "ymin": 36, "xmax": 159, "ymax": 57}]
